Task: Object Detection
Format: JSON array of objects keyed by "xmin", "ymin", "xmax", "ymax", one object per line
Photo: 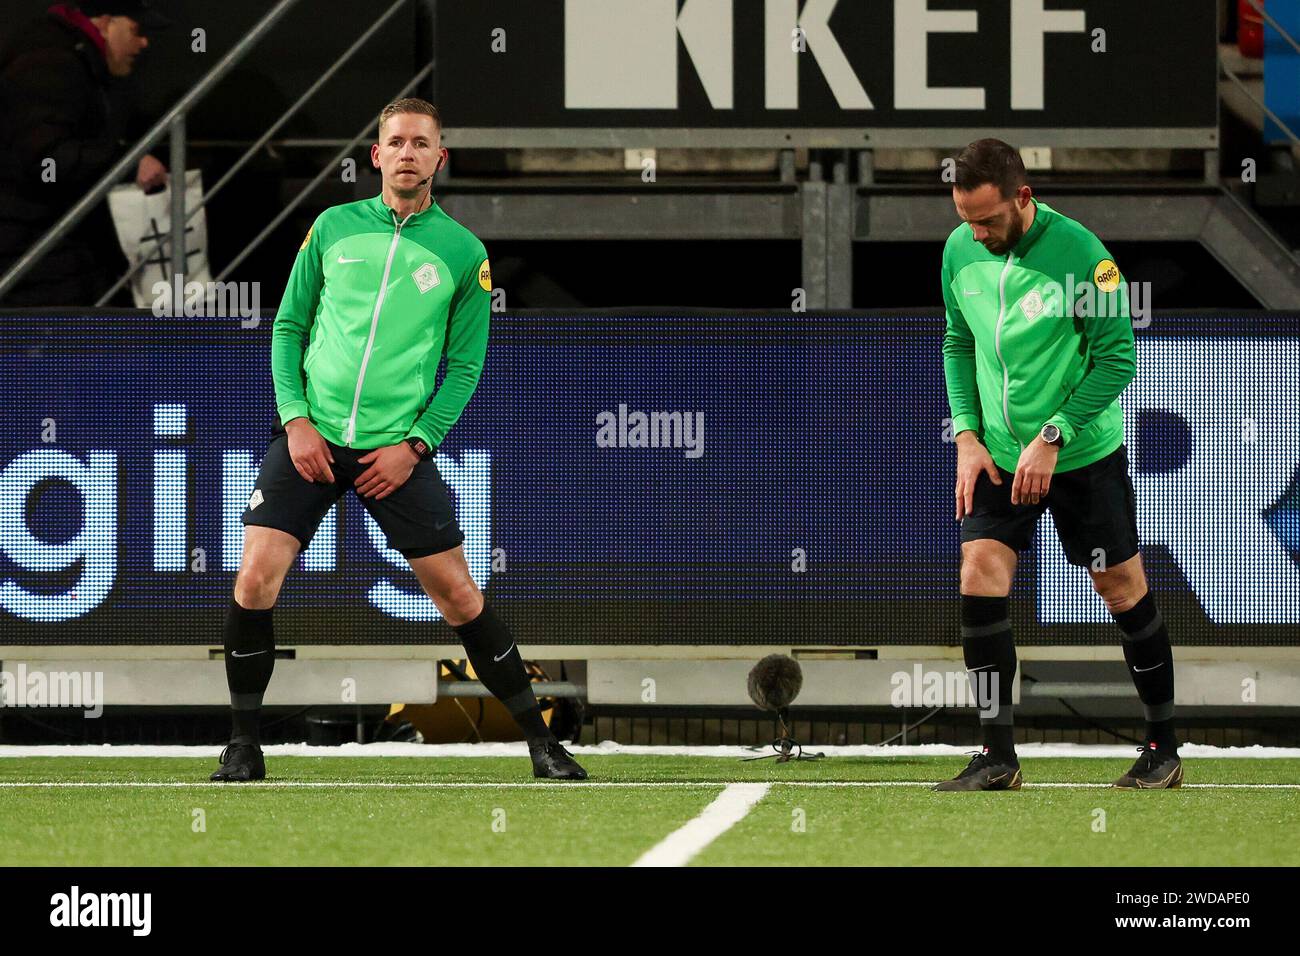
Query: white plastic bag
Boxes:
[{"xmin": 107, "ymin": 168, "xmax": 212, "ymax": 308}]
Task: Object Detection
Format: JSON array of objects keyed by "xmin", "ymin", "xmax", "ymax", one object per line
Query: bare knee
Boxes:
[
  {"xmin": 1089, "ymin": 555, "xmax": 1147, "ymax": 614},
  {"xmin": 234, "ymin": 528, "xmax": 300, "ymax": 608},
  {"xmin": 436, "ymin": 577, "xmax": 484, "ymax": 628},
  {"xmin": 960, "ymin": 544, "xmax": 1015, "ymax": 596},
  {"xmin": 1091, "ymin": 572, "xmax": 1141, "ymax": 613},
  {"xmin": 234, "ymin": 552, "xmax": 290, "ymax": 609},
  {"xmin": 233, "ymin": 567, "xmax": 281, "ymax": 609}
]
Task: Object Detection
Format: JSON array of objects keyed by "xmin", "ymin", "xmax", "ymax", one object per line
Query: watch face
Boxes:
[{"xmin": 1043, "ymin": 425, "xmax": 1060, "ymax": 444}]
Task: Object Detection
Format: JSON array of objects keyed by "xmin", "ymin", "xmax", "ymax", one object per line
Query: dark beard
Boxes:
[{"xmin": 985, "ymin": 216, "xmax": 1025, "ymax": 256}]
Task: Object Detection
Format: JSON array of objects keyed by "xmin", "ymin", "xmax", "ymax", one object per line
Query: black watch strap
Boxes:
[{"xmin": 405, "ymin": 437, "xmax": 433, "ymax": 460}]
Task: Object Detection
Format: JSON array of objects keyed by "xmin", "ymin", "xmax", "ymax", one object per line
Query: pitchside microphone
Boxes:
[
  {"xmin": 748, "ymin": 654, "xmax": 802, "ymax": 714},
  {"xmin": 745, "ymin": 655, "xmax": 823, "ymax": 763}
]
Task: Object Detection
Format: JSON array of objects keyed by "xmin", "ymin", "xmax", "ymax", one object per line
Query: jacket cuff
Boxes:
[
  {"xmin": 951, "ymin": 413, "xmax": 981, "ymax": 437},
  {"xmin": 277, "ymin": 400, "xmax": 310, "ymax": 424}
]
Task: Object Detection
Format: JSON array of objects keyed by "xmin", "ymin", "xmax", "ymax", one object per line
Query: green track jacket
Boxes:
[
  {"xmin": 941, "ymin": 199, "xmax": 1136, "ymax": 474},
  {"xmin": 271, "ymin": 194, "xmax": 491, "ymax": 450}
]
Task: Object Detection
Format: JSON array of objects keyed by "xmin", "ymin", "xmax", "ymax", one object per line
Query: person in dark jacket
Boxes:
[{"xmin": 0, "ymin": 1, "xmax": 171, "ymax": 306}]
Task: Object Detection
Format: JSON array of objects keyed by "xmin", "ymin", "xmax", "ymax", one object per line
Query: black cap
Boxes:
[{"xmin": 77, "ymin": 1, "xmax": 173, "ymax": 32}]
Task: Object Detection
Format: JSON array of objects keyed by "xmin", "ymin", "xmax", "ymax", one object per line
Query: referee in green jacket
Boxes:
[
  {"xmin": 936, "ymin": 139, "xmax": 1181, "ymax": 792},
  {"xmin": 212, "ymin": 98, "xmax": 585, "ymax": 782}
]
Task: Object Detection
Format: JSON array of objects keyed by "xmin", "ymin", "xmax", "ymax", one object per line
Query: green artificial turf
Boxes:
[{"xmin": 0, "ymin": 755, "xmax": 1295, "ymax": 866}]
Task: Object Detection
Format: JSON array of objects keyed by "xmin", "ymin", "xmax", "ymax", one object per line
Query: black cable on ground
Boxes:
[
  {"xmin": 206, "ymin": 705, "xmax": 315, "ymax": 747},
  {"xmin": 1020, "ymin": 673, "xmax": 1145, "ymax": 746},
  {"xmin": 872, "ymin": 707, "xmax": 947, "ymax": 746}
]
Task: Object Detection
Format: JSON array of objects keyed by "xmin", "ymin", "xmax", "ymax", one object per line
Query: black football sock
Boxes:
[
  {"xmin": 1112, "ymin": 591, "xmax": 1178, "ymax": 754},
  {"xmin": 454, "ymin": 602, "xmax": 553, "ymax": 745},
  {"xmin": 961, "ymin": 594, "xmax": 1018, "ymax": 762},
  {"xmin": 223, "ymin": 597, "xmax": 276, "ymax": 746}
]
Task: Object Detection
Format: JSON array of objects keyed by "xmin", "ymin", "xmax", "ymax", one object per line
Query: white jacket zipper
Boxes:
[
  {"xmin": 342, "ymin": 210, "xmax": 411, "ymax": 446},
  {"xmin": 994, "ymin": 253, "xmax": 1023, "ymax": 451}
]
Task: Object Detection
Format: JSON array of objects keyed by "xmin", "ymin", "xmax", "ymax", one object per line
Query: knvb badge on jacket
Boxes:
[
  {"xmin": 413, "ymin": 263, "xmax": 440, "ymax": 294},
  {"xmin": 1019, "ymin": 290, "xmax": 1046, "ymax": 322}
]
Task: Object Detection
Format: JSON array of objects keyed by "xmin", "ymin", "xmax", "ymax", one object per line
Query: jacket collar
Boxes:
[
  {"xmin": 1010, "ymin": 198, "xmax": 1048, "ymax": 258},
  {"xmin": 372, "ymin": 192, "xmax": 437, "ymax": 225}
]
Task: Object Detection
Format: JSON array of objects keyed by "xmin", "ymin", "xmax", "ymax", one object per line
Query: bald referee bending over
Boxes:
[{"xmin": 212, "ymin": 98, "xmax": 585, "ymax": 782}]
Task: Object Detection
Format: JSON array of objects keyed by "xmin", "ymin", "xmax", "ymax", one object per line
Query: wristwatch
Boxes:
[
  {"xmin": 1040, "ymin": 423, "xmax": 1063, "ymax": 446},
  {"xmin": 404, "ymin": 436, "xmax": 433, "ymax": 461}
]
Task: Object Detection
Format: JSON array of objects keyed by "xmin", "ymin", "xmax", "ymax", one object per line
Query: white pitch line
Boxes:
[
  {"xmin": 631, "ymin": 783, "xmax": 772, "ymax": 867},
  {"xmin": 0, "ymin": 780, "xmax": 742, "ymax": 790},
  {"xmin": 0, "ymin": 781, "xmax": 1296, "ymax": 790},
  {"xmin": 4, "ymin": 743, "xmax": 1297, "ymax": 759}
]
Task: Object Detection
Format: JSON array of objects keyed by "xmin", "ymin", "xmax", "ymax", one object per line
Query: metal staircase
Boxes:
[{"xmin": 0, "ymin": 0, "xmax": 432, "ymax": 310}]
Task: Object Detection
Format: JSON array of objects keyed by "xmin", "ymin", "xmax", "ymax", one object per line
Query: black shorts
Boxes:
[
  {"xmin": 240, "ymin": 423, "xmax": 464, "ymax": 559},
  {"xmin": 960, "ymin": 444, "xmax": 1140, "ymax": 568}
]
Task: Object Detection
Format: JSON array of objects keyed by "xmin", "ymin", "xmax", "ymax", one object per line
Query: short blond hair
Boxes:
[{"xmin": 378, "ymin": 98, "xmax": 441, "ymax": 139}]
